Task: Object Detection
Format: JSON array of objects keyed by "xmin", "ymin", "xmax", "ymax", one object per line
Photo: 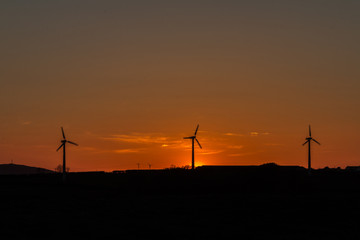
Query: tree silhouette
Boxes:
[{"xmin": 55, "ymin": 164, "xmax": 70, "ymax": 173}]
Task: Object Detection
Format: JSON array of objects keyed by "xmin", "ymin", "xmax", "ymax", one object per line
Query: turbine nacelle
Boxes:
[
  {"xmin": 303, "ymin": 125, "xmax": 320, "ymax": 146},
  {"xmin": 184, "ymin": 136, "xmax": 196, "ymax": 140},
  {"xmin": 57, "ymin": 127, "xmax": 78, "ymax": 151}
]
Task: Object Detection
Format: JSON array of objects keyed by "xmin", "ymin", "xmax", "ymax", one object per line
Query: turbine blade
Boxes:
[
  {"xmin": 56, "ymin": 143, "xmax": 64, "ymax": 151},
  {"xmin": 194, "ymin": 124, "xmax": 199, "ymax": 136},
  {"xmin": 61, "ymin": 127, "xmax": 66, "ymax": 139},
  {"xmin": 195, "ymin": 138, "xmax": 202, "ymax": 149},
  {"xmin": 302, "ymin": 140, "xmax": 309, "ymax": 146},
  {"xmin": 312, "ymin": 139, "xmax": 321, "ymax": 145},
  {"xmin": 183, "ymin": 137, "xmax": 192, "ymax": 139},
  {"xmin": 309, "ymin": 125, "xmax": 311, "ymax": 137},
  {"xmin": 67, "ymin": 141, "xmax": 78, "ymax": 146}
]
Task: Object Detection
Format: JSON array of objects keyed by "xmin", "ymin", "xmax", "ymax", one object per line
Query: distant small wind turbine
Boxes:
[
  {"xmin": 56, "ymin": 127, "xmax": 78, "ymax": 182},
  {"xmin": 302, "ymin": 125, "xmax": 320, "ymax": 174},
  {"xmin": 184, "ymin": 124, "xmax": 202, "ymax": 170}
]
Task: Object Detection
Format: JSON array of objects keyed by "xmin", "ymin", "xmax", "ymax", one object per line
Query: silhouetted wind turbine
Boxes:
[
  {"xmin": 302, "ymin": 125, "xmax": 320, "ymax": 174},
  {"xmin": 56, "ymin": 127, "xmax": 78, "ymax": 182},
  {"xmin": 184, "ymin": 124, "xmax": 202, "ymax": 170}
]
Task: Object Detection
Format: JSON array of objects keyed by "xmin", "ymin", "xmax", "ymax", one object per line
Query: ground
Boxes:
[{"xmin": 0, "ymin": 168, "xmax": 359, "ymax": 239}]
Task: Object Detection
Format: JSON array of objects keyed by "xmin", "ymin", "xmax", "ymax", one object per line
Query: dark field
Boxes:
[{"xmin": 1, "ymin": 166, "xmax": 360, "ymax": 239}]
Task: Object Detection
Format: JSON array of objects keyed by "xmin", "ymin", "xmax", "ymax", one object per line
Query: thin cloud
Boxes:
[
  {"xmin": 250, "ymin": 131, "xmax": 271, "ymax": 136},
  {"xmin": 103, "ymin": 134, "xmax": 168, "ymax": 144},
  {"xmin": 159, "ymin": 140, "xmax": 184, "ymax": 149},
  {"xmin": 114, "ymin": 149, "xmax": 140, "ymax": 154},
  {"xmin": 76, "ymin": 146, "xmax": 135, "ymax": 154},
  {"xmin": 224, "ymin": 133, "xmax": 244, "ymax": 137},
  {"xmin": 200, "ymin": 150, "xmax": 223, "ymax": 155},
  {"xmin": 228, "ymin": 152, "xmax": 257, "ymax": 157},
  {"xmin": 225, "ymin": 132, "xmax": 270, "ymax": 137},
  {"xmin": 102, "ymin": 133, "xmax": 184, "ymax": 146}
]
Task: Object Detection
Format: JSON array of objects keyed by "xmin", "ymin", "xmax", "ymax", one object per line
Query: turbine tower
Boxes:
[
  {"xmin": 302, "ymin": 125, "xmax": 320, "ymax": 174},
  {"xmin": 56, "ymin": 127, "xmax": 78, "ymax": 182},
  {"xmin": 184, "ymin": 124, "xmax": 202, "ymax": 170}
]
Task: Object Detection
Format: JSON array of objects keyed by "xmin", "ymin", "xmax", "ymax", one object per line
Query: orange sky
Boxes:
[{"xmin": 1, "ymin": 1, "xmax": 360, "ymax": 171}]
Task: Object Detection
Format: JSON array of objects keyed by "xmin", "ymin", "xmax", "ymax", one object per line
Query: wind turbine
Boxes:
[
  {"xmin": 302, "ymin": 125, "xmax": 320, "ymax": 174},
  {"xmin": 184, "ymin": 124, "xmax": 202, "ymax": 170},
  {"xmin": 56, "ymin": 127, "xmax": 78, "ymax": 182}
]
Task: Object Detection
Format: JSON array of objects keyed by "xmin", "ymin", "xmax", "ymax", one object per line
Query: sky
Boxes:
[{"xmin": 1, "ymin": 0, "xmax": 360, "ymax": 171}]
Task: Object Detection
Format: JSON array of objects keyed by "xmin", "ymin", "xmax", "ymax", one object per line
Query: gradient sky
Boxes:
[{"xmin": 1, "ymin": 1, "xmax": 359, "ymax": 171}]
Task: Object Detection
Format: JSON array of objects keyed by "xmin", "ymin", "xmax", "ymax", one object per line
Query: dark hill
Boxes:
[
  {"xmin": 1, "ymin": 164, "xmax": 360, "ymax": 239},
  {"xmin": 0, "ymin": 164, "xmax": 54, "ymax": 175}
]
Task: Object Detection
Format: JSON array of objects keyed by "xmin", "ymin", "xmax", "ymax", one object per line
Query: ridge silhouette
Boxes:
[{"xmin": 1, "ymin": 164, "xmax": 360, "ymax": 239}]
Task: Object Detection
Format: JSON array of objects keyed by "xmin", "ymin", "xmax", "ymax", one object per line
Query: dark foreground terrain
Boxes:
[{"xmin": 1, "ymin": 165, "xmax": 360, "ymax": 239}]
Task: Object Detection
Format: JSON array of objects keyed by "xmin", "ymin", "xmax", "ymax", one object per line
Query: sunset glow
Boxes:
[{"xmin": 1, "ymin": 1, "xmax": 359, "ymax": 172}]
